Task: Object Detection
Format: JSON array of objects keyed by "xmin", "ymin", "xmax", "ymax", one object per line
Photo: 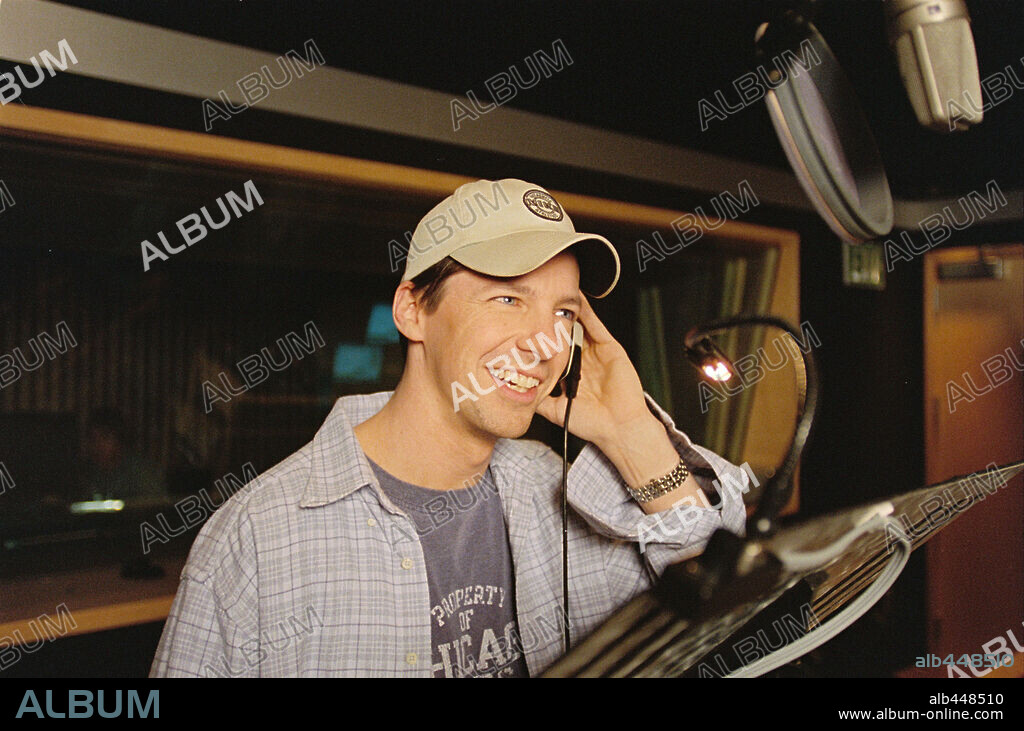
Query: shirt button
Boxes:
[
  {"xmin": 406, "ymin": 652, "xmax": 418, "ymax": 666},
  {"xmin": 401, "ymin": 557, "xmax": 413, "ymax": 570},
  {"xmin": 366, "ymin": 518, "xmax": 377, "ymax": 527}
]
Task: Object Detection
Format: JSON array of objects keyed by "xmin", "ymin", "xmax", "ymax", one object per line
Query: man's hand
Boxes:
[
  {"xmin": 535, "ymin": 293, "xmax": 649, "ymax": 447},
  {"xmin": 535, "ymin": 295, "xmax": 705, "ymax": 514}
]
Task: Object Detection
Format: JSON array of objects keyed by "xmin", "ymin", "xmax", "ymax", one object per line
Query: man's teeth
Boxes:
[{"xmin": 492, "ymin": 369, "xmax": 540, "ymax": 392}]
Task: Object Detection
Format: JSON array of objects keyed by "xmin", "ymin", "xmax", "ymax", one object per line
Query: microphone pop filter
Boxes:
[{"xmin": 756, "ymin": 11, "xmax": 894, "ymax": 243}]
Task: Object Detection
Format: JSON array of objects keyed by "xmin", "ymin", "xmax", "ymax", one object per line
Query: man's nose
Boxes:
[{"xmin": 515, "ymin": 316, "xmax": 566, "ymax": 362}]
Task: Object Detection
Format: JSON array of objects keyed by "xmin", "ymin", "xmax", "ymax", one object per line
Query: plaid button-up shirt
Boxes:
[{"xmin": 150, "ymin": 391, "xmax": 747, "ymax": 677}]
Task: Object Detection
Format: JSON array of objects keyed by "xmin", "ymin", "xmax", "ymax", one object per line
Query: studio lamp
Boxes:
[
  {"xmin": 685, "ymin": 336, "xmax": 735, "ymax": 384},
  {"xmin": 653, "ymin": 315, "xmax": 820, "ymax": 617},
  {"xmin": 684, "ymin": 314, "xmax": 820, "ymax": 538}
]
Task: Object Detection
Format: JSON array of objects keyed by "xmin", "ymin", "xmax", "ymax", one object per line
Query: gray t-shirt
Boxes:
[{"xmin": 367, "ymin": 457, "xmax": 529, "ymax": 678}]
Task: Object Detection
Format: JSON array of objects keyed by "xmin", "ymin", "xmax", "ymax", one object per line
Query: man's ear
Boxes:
[{"xmin": 393, "ymin": 280, "xmax": 426, "ymax": 343}]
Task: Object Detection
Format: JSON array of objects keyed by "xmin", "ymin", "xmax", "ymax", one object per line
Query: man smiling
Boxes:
[{"xmin": 152, "ymin": 178, "xmax": 748, "ymax": 678}]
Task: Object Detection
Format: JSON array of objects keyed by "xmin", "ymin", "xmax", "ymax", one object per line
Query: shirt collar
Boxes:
[{"xmin": 299, "ymin": 391, "xmax": 524, "ymax": 510}]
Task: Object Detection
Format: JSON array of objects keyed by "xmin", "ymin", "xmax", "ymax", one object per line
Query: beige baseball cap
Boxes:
[{"xmin": 402, "ymin": 179, "xmax": 620, "ymax": 298}]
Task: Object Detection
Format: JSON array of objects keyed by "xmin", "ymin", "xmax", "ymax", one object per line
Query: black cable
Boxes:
[
  {"xmin": 560, "ymin": 325, "xmax": 583, "ymax": 655},
  {"xmin": 561, "ymin": 396, "xmax": 573, "ymax": 655}
]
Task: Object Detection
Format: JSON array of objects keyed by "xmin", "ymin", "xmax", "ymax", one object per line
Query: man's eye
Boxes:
[
  {"xmin": 495, "ymin": 296, "xmax": 518, "ymax": 305},
  {"xmin": 557, "ymin": 309, "xmax": 577, "ymax": 320}
]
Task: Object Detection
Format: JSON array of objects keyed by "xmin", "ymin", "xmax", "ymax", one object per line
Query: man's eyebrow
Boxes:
[{"xmin": 485, "ymin": 280, "xmax": 581, "ymax": 308}]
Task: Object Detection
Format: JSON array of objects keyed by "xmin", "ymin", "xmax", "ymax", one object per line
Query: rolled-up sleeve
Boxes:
[{"xmin": 566, "ymin": 393, "xmax": 749, "ymax": 578}]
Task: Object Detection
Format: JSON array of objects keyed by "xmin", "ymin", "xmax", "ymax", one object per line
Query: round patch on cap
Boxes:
[{"xmin": 522, "ymin": 189, "xmax": 564, "ymax": 221}]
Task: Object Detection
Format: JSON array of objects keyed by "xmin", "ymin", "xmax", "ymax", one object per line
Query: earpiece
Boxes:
[{"xmin": 559, "ymin": 321, "xmax": 584, "ymax": 382}]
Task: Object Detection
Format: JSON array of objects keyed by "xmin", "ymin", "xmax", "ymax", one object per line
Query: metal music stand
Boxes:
[{"xmin": 542, "ymin": 460, "xmax": 1024, "ymax": 677}]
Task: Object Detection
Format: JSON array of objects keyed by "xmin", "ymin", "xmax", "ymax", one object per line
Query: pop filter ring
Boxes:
[{"xmin": 756, "ymin": 11, "xmax": 894, "ymax": 242}]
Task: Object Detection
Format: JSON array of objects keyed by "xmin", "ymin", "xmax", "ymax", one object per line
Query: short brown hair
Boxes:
[
  {"xmin": 410, "ymin": 257, "xmax": 468, "ymax": 314},
  {"xmin": 399, "ymin": 257, "xmax": 468, "ymax": 346}
]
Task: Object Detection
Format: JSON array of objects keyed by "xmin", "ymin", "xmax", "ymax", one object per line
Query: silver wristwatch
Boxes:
[{"xmin": 626, "ymin": 459, "xmax": 690, "ymax": 503}]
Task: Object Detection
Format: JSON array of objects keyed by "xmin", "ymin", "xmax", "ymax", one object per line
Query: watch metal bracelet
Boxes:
[{"xmin": 626, "ymin": 458, "xmax": 690, "ymax": 504}]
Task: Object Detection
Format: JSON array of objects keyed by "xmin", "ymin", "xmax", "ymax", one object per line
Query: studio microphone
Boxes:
[{"xmin": 885, "ymin": 0, "xmax": 984, "ymax": 132}]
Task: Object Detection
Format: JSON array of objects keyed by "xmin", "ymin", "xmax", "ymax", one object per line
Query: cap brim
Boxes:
[{"xmin": 449, "ymin": 230, "xmax": 621, "ymax": 298}]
